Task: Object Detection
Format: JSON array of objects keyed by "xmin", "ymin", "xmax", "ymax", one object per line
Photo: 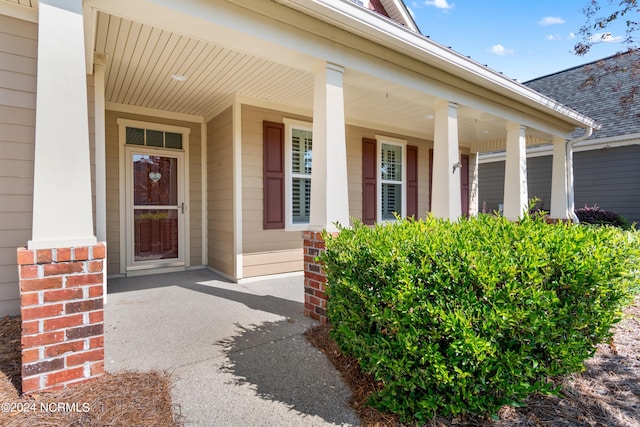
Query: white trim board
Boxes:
[{"xmin": 479, "ymin": 135, "xmax": 640, "ymax": 164}]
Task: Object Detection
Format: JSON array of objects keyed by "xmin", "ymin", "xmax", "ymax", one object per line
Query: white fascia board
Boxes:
[
  {"xmin": 282, "ymin": 0, "xmax": 598, "ymax": 130},
  {"xmin": 106, "ymin": 101, "xmax": 205, "ymax": 123}
]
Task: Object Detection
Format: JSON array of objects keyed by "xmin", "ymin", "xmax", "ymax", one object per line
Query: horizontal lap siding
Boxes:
[
  {"xmin": 241, "ymin": 105, "xmax": 307, "ymax": 277},
  {"xmin": 479, "ymin": 145, "xmax": 640, "ymax": 222},
  {"xmin": 105, "ymin": 111, "xmax": 203, "ymax": 275},
  {"xmin": 240, "ymin": 106, "xmax": 434, "ymax": 279},
  {"xmin": 0, "ymin": 15, "xmax": 37, "ymax": 316},
  {"xmin": 526, "ymin": 156, "xmax": 552, "ymax": 211},
  {"xmin": 478, "ymin": 161, "xmax": 505, "ymax": 214},
  {"xmin": 346, "ymin": 126, "xmax": 431, "ymax": 221},
  {"xmin": 207, "ymin": 108, "xmax": 234, "ymax": 277},
  {"xmin": 574, "ymin": 145, "xmax": 640, "ymax": 223}
]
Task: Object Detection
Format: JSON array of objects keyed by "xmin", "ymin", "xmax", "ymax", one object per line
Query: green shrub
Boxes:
[{"xmin": 321, "ymin": 214, "xmax": 639, "ymax": 422}]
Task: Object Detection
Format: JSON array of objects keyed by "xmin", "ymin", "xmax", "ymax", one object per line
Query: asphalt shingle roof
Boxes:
[{"xmin": 525, "ymin": 51, "xmax": 640, "ymax": 140}]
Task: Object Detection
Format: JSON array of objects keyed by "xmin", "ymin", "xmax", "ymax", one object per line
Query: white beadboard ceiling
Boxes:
[
  {"xmin": 1, "ymin": 0, "xmax": 555, "ymax": 147},
  {"xmin": 94, "ymin": 12, "xmax": 314, "ymax": 121},
  {"xmin": 4, "ymin": 0, "xmax": 36, "ymax": 7},
  {"xmin": 94, "ymin": 11, "xmax": 520, "ymax": 145}
]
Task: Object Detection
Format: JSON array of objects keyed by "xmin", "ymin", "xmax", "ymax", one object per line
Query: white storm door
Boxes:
[{"xmin": 125, "ymin": 147, "xmax": 185, "ymax": 270}]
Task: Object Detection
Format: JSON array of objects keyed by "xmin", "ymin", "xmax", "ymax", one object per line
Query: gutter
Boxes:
[{"xmin": 566, "ymin": 127, "xmax": 594, "ymax": 223}]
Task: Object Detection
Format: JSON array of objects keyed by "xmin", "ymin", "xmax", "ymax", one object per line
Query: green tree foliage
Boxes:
[{"xmin": 321, "ymin": 215, "xmax": 640, "ymax": 422}]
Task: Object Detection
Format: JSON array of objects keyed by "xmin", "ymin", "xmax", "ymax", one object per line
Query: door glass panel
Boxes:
[
  {"xmin": 133, "ymin": 155, "xmax": 178, "ymax": 206},
  {"xmin": 134, "ymin": 209, "xmax": 178, "ymax": 261}
]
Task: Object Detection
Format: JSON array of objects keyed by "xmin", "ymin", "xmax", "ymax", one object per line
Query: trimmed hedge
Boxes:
[{"xmin": 321, "ymin": 214, "xmax": 639, "ymax": 422}]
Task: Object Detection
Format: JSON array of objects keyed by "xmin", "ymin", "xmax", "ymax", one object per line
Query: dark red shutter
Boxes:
[
  {"xmin": 460, "ymin": 154, "xmax": 470, "ymax": 217},
  {"xmin": 406, "ymin": 145, "xmax": 418, "ymax": 218},
  {"xmin": 362, "ymin": 138, "xmax": 377, "ymax": 225},
  {"xmin": 428, "ymin": 148, "xmax": 434, "ymax": 210},
  {"xmin": 263, "ymin": 121, "xmax": 285, "ymax": 229}
]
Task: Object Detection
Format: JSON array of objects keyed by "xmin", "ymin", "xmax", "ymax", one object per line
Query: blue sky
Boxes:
[{"xmin": 407, "ymin": 0, "xmax": 629, "ymax": 82}]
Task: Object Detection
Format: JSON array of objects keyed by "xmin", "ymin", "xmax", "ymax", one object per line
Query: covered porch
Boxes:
[
  {"xmin": 66, "ymin": 0, "xmax": 592, "ymax": 280},
  {"xmin": 4, "ymin": 0, "xmax": 599, "ymax": 395}
]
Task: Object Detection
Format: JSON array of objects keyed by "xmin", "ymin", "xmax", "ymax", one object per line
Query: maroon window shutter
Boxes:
[
  {"xmin": 428, "ymin": 148, "xmax": 434, "ymax": 210},
  {"xmin": 460, "ymin": 154, "xmax": 470, "ymax": 217},
  {"xmin": 362, "ymin": 138, "xmax": 377, "ymax": 225},
  {"xmin": 263, "ymin": 121, "xmax": 285, "ymax": 229},
  {"xmin": 406, "ymin": 145, "xmax": 418, "ymax": 218}
]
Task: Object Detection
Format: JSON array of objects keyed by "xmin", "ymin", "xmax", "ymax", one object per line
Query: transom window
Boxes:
[
  {"xmin": 378, "ymin": 139, "xmax": 406, "ymax": 221},
  {"xmin": 285, "ymin": 120, "xmax": 313, "ymax": 227},
  {"xmin": 126, "ymin": 126, "xmax": 183, "ymax": 150}
]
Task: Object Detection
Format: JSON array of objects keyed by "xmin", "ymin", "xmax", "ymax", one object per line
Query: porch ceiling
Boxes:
[{"xmin": 95, "ymin": 11, "xmax": 533, "ymax": 148}]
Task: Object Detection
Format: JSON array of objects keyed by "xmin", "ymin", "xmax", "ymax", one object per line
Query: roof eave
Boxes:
[{"xmin": 280, "ymin": 0, "xmax": 598, "ymax": 130}]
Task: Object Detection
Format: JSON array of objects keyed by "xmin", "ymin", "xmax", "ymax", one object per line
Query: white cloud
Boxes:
[
  {"xmin": 546, "ymin": 33, "xmax": 575, "ymax": 41},
  {"xmin": 539, "ymin": 16, "xmax": 565, "ymax": 26},
  {"xmin": 489, "ymin": 44, "xmax": 514, "ymax": 56},
  {"xmin": 424, "ymin": 0, "xmax": 454, "ymax": 9},
  {"xmin": 589, "ymin": 32, "xmax": 624, "ymax": 43}
]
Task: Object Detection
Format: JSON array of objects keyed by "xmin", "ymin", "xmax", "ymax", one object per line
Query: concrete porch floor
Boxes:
[{"xmin": 105, "ymin": 269, "xmax": 359, "ymax": 427}]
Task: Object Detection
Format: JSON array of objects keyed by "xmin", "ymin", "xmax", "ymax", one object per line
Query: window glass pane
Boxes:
[
  {"xmin": 146, "ymin": 130, "xmax": 164, "ymax": 147},
  {"xmin": 381, "ymin": 143, "xmax": 402, "ymax": 181},
  {"xmin": 291, "ymin": 129, "xmax": 313, "ymax": 175},
  {"xmin": 133, "ymin": 155, "xmax": 178, "ymax": 206},
  {"xmin": 134, "ymin": 209, "xmax": 178, "ymax": 261},
  {"xmin": 292, "ymin": 178, "xmax": 311, "ymax": 224},
  {"xmin": 126, "ymin": 127, "xmax": 145, "ymax": 145},
  {"xmin": 165, "ymin": 132, "xmax": 183, "ymax": 149},
  {"xmin": 382, "ymin": 183, "xmax": 401, "ymax": 220}
]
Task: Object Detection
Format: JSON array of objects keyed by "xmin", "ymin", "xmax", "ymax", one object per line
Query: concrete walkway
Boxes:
[{"xmin": 104, "ymin": 269, "xmax": 360, "ymax": 427}]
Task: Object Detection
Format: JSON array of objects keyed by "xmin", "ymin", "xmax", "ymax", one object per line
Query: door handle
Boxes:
[{"xmin": 180, "ymin": 202, "xmax": 185, "ymax": 214}]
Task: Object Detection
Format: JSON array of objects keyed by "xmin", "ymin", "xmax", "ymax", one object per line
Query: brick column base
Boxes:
[
  {"xmin": 302, "ymin": 231, "xmax": 334, "ymax": 325},
  {"xmin": 17, "ymin": 243, "xmax": 106, "ymax": 394}
]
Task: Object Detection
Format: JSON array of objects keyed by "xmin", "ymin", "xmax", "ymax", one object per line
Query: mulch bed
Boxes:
[
  {"xmin": 1, "ymin": 298, "xmax": 637, "ymax": 426},
  {"xmin": 305, "ymin": 297, "xmax": 640, "ymax": 426},
  {"xmin": 0, "ymin": 316, "xmax": 182, "ymax": 427}
]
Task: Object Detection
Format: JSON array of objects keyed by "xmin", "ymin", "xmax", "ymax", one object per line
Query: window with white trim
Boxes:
[
  {"xmin": 285, "ymin": 120, "xmax": 313, "ymax": 227},
  {"xmin": 378, "ymin": 138, "xmax": 406, "ymax": 221}
]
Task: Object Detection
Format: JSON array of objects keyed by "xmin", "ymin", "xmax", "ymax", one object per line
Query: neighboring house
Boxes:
[
  {"xmin": 0, "ymin": 0, "xmax": 597, "ymax": 316},
  {"xmin": 479, "ymin": 51, "xmax": 640, "ymax": 222}
]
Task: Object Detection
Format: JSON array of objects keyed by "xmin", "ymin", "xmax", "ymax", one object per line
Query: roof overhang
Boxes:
[{"xmin": 272, "ymin": 0, "xmax": 599, "ymax": 132}]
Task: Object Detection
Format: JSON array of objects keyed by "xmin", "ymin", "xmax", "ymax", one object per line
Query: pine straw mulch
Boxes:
[
  {"xmin": 0, "ymin": 316, "xmax": 182, "ymax": 427},
  {"xmin": 305, "ymin": 297, "xmax": 640, "ymax": 427}
]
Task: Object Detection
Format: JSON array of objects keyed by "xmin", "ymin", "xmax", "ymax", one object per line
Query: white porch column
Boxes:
[
  {"xmin": 309, "ymin": 62, "xmax": 349, "ymax": 231},
  {"xmin": 468, "ymin": 152, "xmax": 479, "ymax": 217},
  {"xmin": 431, "ymin": 101, "xmax": 461, "ymax": 220},
  {"xmin": 29, "ymin": 0, "xmax": 96, "ymax": 249},
  {"xmin": 549, "ymin": 137, "xmax": 569, "ymax": 219},
  {"xmin": 503, "ymin": 123, "xmax": 528, "ymax": 220}
]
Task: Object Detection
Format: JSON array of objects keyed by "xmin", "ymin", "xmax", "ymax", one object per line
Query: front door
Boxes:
[{"xmin": 125, "ymin": 147, "xmax": 185, "ymax": 272}]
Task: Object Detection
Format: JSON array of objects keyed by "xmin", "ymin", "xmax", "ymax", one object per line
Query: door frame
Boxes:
[{"xmin": 118, "ymin": 118, "xmax": 191, "ymax": 276}]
